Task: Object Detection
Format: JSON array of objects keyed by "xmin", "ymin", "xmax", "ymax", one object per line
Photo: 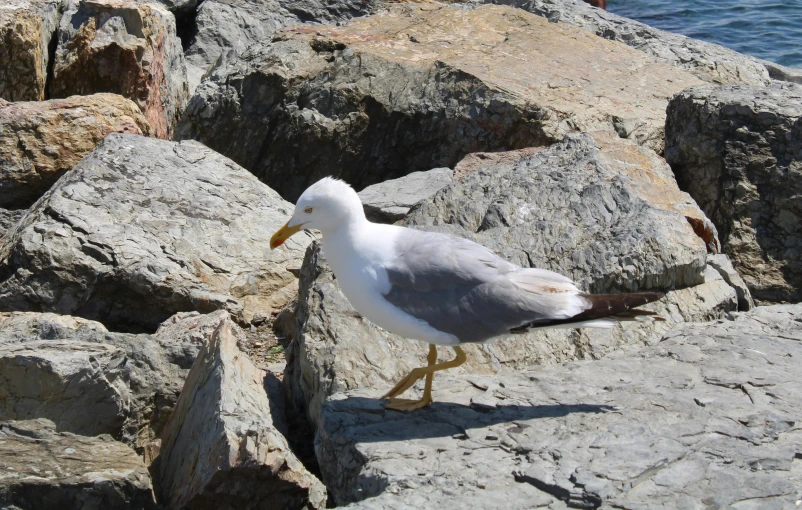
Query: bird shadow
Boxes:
[{"xmin": 321, "ymin": 396, "xmax": 616, "ymax": 443}]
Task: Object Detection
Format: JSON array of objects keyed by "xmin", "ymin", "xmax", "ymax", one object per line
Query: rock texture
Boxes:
[
  {"xmin": 0, "ymin": 209, "xmax": 24, "ymax": 238},
  {"xmin": 184, "ymin": 0, "xmax": 382, "ymax": 94},
  {"xmin": 0, "ymin": 310, "xmax": 224, "ymax": 452},
  {"xmin": 158, "ymin": 319, "xmax": 326, "ymax": 510},
  {"xmin": 452, "ymin": 147, "xmax": 544, "ymax": 181},
  {"xmin": 0, "ymin": 0, "xmax": 62, "ymax": 101},
  {"xmin": 177, "ymin": 3, "xmax": 703, "ymax": 201},
  {"xmin": 0, "ymin": 134, "xmax": 312, "ymax": 332},
  {"xmin": 666, "ymin": 84, "xmax": 802, "ymax": 304},
  {"xmin": 358, "ymin": 168, "xmax": 453, "ymax": 223},
  {"xmin": 488, "ymin": 0, "xmax": 771, "ymax": 87},
  {"xmin": 0, "ymin": 418, "xmax": 156, "ymax": 509},
  {"xmin": 0, "ymin": 94, "xmax": 151, "ymax": 209},
  {"xmin": 50, "ymin": 0, "xmax": 188, "ymax": 139},
  {"xmin": 315, "ymin": 304, "xmax": 802, "ymax": 508}
]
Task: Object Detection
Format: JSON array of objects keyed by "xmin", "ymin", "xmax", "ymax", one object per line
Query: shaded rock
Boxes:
[
  {"xmin": 358, "ymin": 168, "xmax": 453, "ymax": 223},
  {"xmin": 0, "ymin": 418, "xmax": 156, "ymax": 509},
  {"xmin": 158, "ymin": 318, "xmax": 326, "ymax": 510},
  {"xmin": 0, "ymin": 310, "xmax": 223, "ymax": 451},
  {"xmin": 0, "ymin": 208, "xmax": 24, "ymax": 238},
  {"xmin": 177, "ymin": 3, "xmax": 703, "ymax": 201},
  {"xmin": 0, "ymin": 0, "xmax": 62, "ymax": 101},
  {"xmin": 0, "ymin": 134, "xmax": 311, "ymax": 332},
  {"xmin": 185, "ymin": 0, "xmax": 382, "ymax": 94},
  {"xmin": 315, "ymin": 304, "xmax": 802, "ymax": 508},
  {"xmin": 762, "ymin": 59, "xmax": 802, "ymax": 85},
  {"xmin": 707, "ymin": 253, "xmax": 755, "ymax": 311},
  {"xmin": 0, "ymin": 94, "xmax": 151, "ymax": 209},
  {"xmin": 50, "ymin": 0, "xmax": 188, "ymax": 139},
  {"xmin": 487, "ymin": 0, "xmax": 771, "ymax": 86},
  {"xmin": 665, "ymin": 84, "xmax": 802, "ymax": 304}
]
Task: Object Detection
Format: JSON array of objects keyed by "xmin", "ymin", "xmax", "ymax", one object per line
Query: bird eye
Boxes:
[{"xmin": 304, "ymin": 207, "xmax": 313, "ymax": 214}]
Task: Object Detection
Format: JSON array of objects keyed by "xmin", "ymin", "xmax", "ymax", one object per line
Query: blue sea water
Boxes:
[{"xmin": 607, "ymin": 0, "xmax": 802, "ymax": 69}]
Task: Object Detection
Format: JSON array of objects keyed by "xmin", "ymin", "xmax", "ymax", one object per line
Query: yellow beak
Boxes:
[{"xmin": 270, "ymin": 220, "xmax": 303, "ymax": 249}]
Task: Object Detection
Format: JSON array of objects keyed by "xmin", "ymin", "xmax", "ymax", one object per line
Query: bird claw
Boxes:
[
  {"xmin": 382, "ymin": 370, "xmax": 426, "ymax": 399},
  {"xmin": 383, "ymin": 396, "xmax": 432, "ymax": 412}
]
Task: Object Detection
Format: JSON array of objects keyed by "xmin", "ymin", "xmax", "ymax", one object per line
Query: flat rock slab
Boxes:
[
  {"xmin": 316, "ymin": 304, "xmax": 802, "ymax": 508},
  {"xmin": 490, "ymin": 0, "xmax": 771, "ymax": 86},
  {"xmin": 51, "ymin": 0, "xmax": 188, "ymax": 139},
  {"xmin": 358, "ymin": 168, "xmax": 453, "ymax": 223},
  {"xmin": 0, "ymin": 310, "xmax": 226, "ymax": 452},
  {"xmin": 159, "ymin": 319, "xmax": 326, "ymax": 510},
  {"xmin": 0, "ymin": 134, "xmax": 311, "ymax": 331},
  {"xmin": 666, "ymin": 84, "xmax": 802, "ymax": 304},
  {"xmin": 178, "ymin": 3, "xmax": 703, "ymax": 201},
  {"xmin": 0, "ymin": 418, "xmax": 156, "ymax": 509},
  {"xmin": 0, "ymin": 93, "xmax": 151, "ymax": 209},
  {"xmin": 0, "ymin": 0, "xmax": 62, "ymax": 101}
]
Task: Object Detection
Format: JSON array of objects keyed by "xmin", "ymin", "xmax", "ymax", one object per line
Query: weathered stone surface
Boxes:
[
  {"xmin": 0, "ymin": 310, "xmax": 221, "ymax": 451},
  {"xmin": 0, "ymin": 94, "xmax": 151, "ymax": 209},
  {"xmin": 453, "ymin": 146, "xmax": 544, "ymax": 180},
  {"xmin": 316, "ymin": 304, "xmax": 802, "ymax": 508},
  {"xmin": 487, "ymin": 0, "xmax": 771, "ymax": 87},
  {"xmin": 0, "ymin": 134, "xmax": 311, "ymax": 331},
  {"xmin": 707, "ymin": 253, "xmax": 755, "ymax": 312},
  {"xmin": 666, "ymin": 84, "xmax": 802, "ymax": 304},
  {"xmin": 159, "ymin": 319, "xmax": 326, "ymax": 510},
  {"xmin": 0, "ymin": 208, "xmax": 24, "ymax": 238},
  {"xmin": 0, "ymin": 418, "xmax": 156, "ymax": 509},
  {"xmin": 184, "ymin": 0, "xmax": 382, "ymax": 94},
  {"xmin": 50, "ymin": 0, "xmax": 188, "ymax": 139},
  {"xmin": 407, "ymin": 133, "xmax": 715, "ymax": 292},
  {"xmin": 0, "ymin": 0, "xmax": 61, "ymax": 101},
  {"xmin": 358, "ymin": 168, "xmax": 453, "ymax": 223},
  {"xmin": 177, "ymin": 3, "xmax": 703, "ymax": 201}
]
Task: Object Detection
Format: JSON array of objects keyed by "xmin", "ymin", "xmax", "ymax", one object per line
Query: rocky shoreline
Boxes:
[{"xmin": 1, "ymin": 0, "xmax": 800, "ymax": 508}]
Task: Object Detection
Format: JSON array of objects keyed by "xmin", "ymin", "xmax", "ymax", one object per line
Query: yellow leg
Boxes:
[{"xmin": 383, "ymin": 345, "xmax": 467, "ymax": 412}]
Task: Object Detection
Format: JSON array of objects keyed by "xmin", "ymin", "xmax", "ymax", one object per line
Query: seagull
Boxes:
[{"xmin": 270, "ymin": 177, "xmax": 664, "ymax": 411}]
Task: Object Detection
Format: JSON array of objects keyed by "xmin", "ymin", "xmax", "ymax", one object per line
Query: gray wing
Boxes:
[{"xmin": 383, "ymin": 229, "xmax": 587, "ymax": 343}]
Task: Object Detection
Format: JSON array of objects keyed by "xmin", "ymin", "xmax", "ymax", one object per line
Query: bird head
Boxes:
[{"xmin": 270, "ymin": 177, "xmax": 364, "ymax": 249}]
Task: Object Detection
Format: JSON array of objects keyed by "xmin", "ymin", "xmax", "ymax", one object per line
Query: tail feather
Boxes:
[{"xmin": 510, "ymin": 291, "xmax": 665, "ymax": 333}]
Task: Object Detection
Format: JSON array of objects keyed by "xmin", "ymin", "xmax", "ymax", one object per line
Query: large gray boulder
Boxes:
[
  {"xmin": 50, "ymin": 0, "xmax": 189, "ymax": 139},
  {"xmin": 282, "ymin": 134, "xmax": 743, "ymax": 426},
  {"xmin": 158, "ymin": 318, "xmax": 327, "ymax": 510},
  {"xmin": 0, "ymin": 0, "xmax": 62, "ymax": 101},
  {"xmin": 315, "ymin": 304, "xmax": 802, "ymax": 508},
  {"xmin": 0, "ymin": 134, "xmax": 311, "ymax": 331},
  {"xmin": 177, "ymin": 3, "xmax": 703, "ymax": 201},
  {"xmin": 184, "ymin": 0, "xmax": 383, "ymax": 93},
  {"xmin": 666, "ymin": 84, "xmax": 802, "ymax": 304},
  {"xmin": 0, "ymin": 418, "xmax": 157, "ymax": 509},
  {"xmin": 0, "ymin": 310, "xmax": 226, "ymax": 453},
  {"xmin": 486, "ymin": 0, "xmax": 771, "ymax": 87}
]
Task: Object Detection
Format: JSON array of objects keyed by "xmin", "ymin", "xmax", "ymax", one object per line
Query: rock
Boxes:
[
  {"xmin": 0, "ymin": 310, "xmax": 224, "ymax": 452},
  {"xmin": 407, "ymin": 133, "xmax": 715, "ymax": 292},
  {"xmin": 453, "ymin": 147, "xmax": 545, "ymax": 181},
  {"xmin": 707, "ymin": 254, "xmax": 755, "ymax": 311},
  {"xmin": 0, "ymin": 0, "xmax": 62, "ymax": 101},
  {"xmin": 0, "ymin": 208, "xmax": 24, "ymax": 238},
  {"xmin": 0, "ymin": 94, "xmax": 151, "ymax": 209},
  {"xmin": 665, "ymin": 84, "xmax": 802, "ymax": 304},
  {"xmin": 177, "ymin": 3, "xmax": 703, "ymax": 201},
  {"xmin": 0, "ymin": 134, "xmax": 311, "ymax": 332},
  {"xmin": 284, "ymin": 239, "xmax": 738, "ymax": 428},
  {"xmin": 315, "ymin": 304, "xmax": 802, "ymax": 508},
  {"xmin": 0, "ymin": 419, "xmax": 157, "ymax": 509},
  {"xmin": 50, "ymin": 0, "xmax": 189, "ymax": 139},
  {"xmin": 762, "ymin": 59, "xmax": 802, "ymax": 85},
  {"xmin": 158, "ymin": 318, "xmax": 326, "ymax": 510},
  {"xmin": 487, "ymin": 0, "xmax": 771, "ymax": 87},
  {"xmin": 184, "ymin": 0, "xmax": 382, "ymax": 94},
  {"xmin": 358, "ymin": 168, "xmax": 453, "ymax": 223}
]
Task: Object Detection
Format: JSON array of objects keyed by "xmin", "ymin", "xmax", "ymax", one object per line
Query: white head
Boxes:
[{"xmin": 270, "ymin": 177, "xmax": 365, "ymax": 249}]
